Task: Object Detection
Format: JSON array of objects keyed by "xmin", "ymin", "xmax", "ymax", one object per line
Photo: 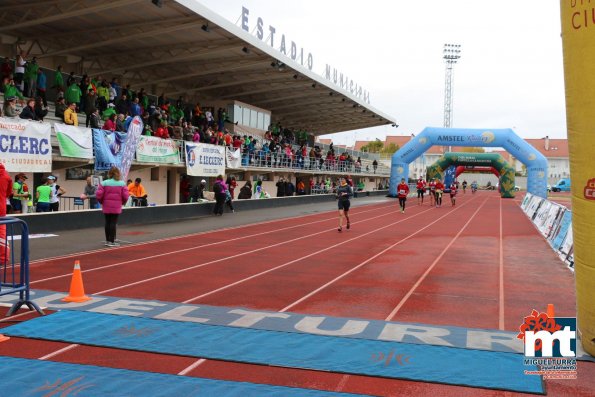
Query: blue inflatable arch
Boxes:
[{"xmin": 390, "ymin": 127, "xmax": 548, "ymax": 198}]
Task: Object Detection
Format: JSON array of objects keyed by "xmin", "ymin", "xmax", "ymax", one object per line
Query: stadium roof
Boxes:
[{"xmin": 0, "ymin": 0, "xmax": 397, "ymax": 136}]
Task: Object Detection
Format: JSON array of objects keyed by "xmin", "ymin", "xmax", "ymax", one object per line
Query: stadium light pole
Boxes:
[{"xmin": 443, "ymin": 43, "xmax": 462, "ymax": 152}]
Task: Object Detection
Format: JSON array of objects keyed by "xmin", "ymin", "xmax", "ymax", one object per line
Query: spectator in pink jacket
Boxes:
[{"xmin": 96, "ymin": 166, "xmax": 129, "ymax": 247}]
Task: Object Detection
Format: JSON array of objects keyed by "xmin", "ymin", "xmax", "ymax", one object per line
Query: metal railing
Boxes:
[{"xmin": 0, "ymin": 217, "xmax": 44, "ymax": 316}]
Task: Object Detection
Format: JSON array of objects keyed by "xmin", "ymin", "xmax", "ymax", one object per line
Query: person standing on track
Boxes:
[
  {"xmin": 462, "ymin": 180, "xmax": 467, "ymax": 194},
  {"xmin": 471, "ymin": 180, "xmax": 478, "ymax": 194},
  {"xmin": 336, "ymin": 177, "xmax": 352, "ymax": 232},
  {"xmin": 397, "ymin": 178, "xmax": 410, "ymax": 213},
  {"xmin": 96, "ymin": 166, "xmax": 129, "ymax": 247},
  {"xmin": 449, "ymin": 180, "xmax": 458, "ymax": 206},
  {"xmin": 213, "ymin": 175, "xmax": 227, "ymax": 215},
  {"xmin": 435, "ymin": 179, "xmax": 445, "ymax": 208},
  {"xmin": 428, "ymin": 178, "xmax": 436, "ymax": 207},
  {"xmin": 416, "ymin": 177, "xmax": 426, "ymax": 205}
]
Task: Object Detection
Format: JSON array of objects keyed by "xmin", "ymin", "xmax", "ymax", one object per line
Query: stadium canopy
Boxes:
[{"xmin": 0, "ymin": 0, "xmax": 397, "ymax": 136}]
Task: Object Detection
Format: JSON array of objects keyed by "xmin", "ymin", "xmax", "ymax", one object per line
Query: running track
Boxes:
[{"xmin": 1, "ymin": 192, "xmax": 592, "ymax": 396}]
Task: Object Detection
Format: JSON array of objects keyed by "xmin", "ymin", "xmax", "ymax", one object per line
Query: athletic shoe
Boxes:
[
  {"xmin": 338, "ymin": 227, "xmax": 342, "ymax": 232},
  {"xmin": 402, "ymin": 210, "xmax": 404, "ymax": 213},
  {"xmin": 107, "ymin": 242, "xmax": 120, "ymax": 247},
  {"xmin": 346, "ymin": 222, "xmax": 350, "ymax": 230}
]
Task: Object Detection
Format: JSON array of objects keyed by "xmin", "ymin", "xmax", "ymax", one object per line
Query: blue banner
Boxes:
[
  {"xmin": 92, "ymin": 129, "xmax": 128, "ymax": 171},
  {"xmin": 552, "ymin": 210, "xmax": 572, "ymax": 251}
]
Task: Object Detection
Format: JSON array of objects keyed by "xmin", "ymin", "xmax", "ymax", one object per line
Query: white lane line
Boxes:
[
  {"xmin": 499, "ymin": 197, "xmax": 505, "ymax": 330},
  {"xmin": 38, "ymin": 344, "xmax": 80, "ymax": 360},
  {"xmin": 384, "ymin": 197, "xmax": 489, "ymax": 321},
  {"xmin": 281, "ymin": 196, "xmax": 480, "ymax": 313},
  {"xmin": 28, "ymin": 201, "xmax": 393, "ymax": 266},
  {"xmin": 31, "ymin": 204, "xmax": 394, "ymax": 285},
  {"xmin": 95, "ymin": 206, "xmax": 405, "ymax": 295}
]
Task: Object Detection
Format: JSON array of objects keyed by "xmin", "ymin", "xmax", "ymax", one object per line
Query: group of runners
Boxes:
[{"xmin": 414, "ymin": 177, "xmax": 468, "ymax": 208}]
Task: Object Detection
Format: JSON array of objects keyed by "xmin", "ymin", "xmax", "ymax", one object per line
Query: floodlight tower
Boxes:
[{"xmin": 443, "ymin": 43, "xmax": 462, "ymax": 152}]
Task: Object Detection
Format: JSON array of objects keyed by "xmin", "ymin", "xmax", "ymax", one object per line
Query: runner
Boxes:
[
  {"xmin": 416, "ymin": 177, "xmax": 426, "ymax": 205},
  {"xmin": 435, "ymin": 179, "xmax": 445, "ymax": 208},
  {"xmin": 428, "ymin": 178, "xmax": 437, "ymax": 206},
  {"xmin": 336, "ymin": 177, "xmax": 352, "ymax": 232},
  {"xmin": 397, "ymin": 178, "xmax": 410, "ymax": 213},
  {"xmin": 471, "ymin": 180, "xmax": 478, "ymax": 194},
  {"xmin": 462, "ymin": 180, "xmax": 468, "ymax": 194},
  {"xmin": 449, "ymin": 180, "xmax": 458, "ymax": 206}
]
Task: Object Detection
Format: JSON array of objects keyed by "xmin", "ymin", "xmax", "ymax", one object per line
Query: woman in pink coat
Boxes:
[{"xmin": 96, "ymin": 166, "xmax": 129, "ymax": 247}]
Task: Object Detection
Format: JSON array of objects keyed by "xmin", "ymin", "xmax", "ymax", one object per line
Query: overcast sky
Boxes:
[{"xmin": 198, "ymin": 0, "xmax": 566, "ymax": 145}]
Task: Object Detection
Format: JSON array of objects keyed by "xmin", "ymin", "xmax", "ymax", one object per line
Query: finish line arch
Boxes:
[
  {"xmin": 389, "ymin": 127, "xmax": 548, "ymax": 198},
  {"xmin": 455, "ymin": 166, "xmax": 500, "ymax": 179},
  {"xmin": 426, "ymin": 153, "xmax": 516, "ymax": 198}
]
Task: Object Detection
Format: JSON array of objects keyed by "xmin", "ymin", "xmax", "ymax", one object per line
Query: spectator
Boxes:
[
  {"xmin": 4, "ymin": 78, "xmax": 24, "ymax": 101},
  {"xmin": 226, "ymin": 176, "xmax": 237, "ymax": 199},
  {"xmin": 54, "ymin": 97, "xmax": 67, "ymax": 119},
  {"xmin": 116, "ymin": 114, "xmax": 126, "ymax": 132},
  {"xmin": 53, "ymin": 65, "xmax": 64, "ymax": 95},
  {"xmin": 24, "ymin": 57, "xmax": 38, "ymax": 98},
  {"xmin": 96, "ymin": 80, "xmax": 109, "ymax": 111},
  {"xmin": 237, "ymin": 181, "xmax": 252, "ymax": 199},
  {"xmin": 372, "ymin": 159, "xmax": 378, "ymax": 174},
  {"xmin": 84, "ymin": 88, "xmax": 97, "ymax": 128},
  {"xmin": 285, "ymin": 179, "xmax": 295, "ymax": 196},
  {"xmin": 10, "ymin": 173, "xmax": 29, "ymax": 213},
  {"xmin": 66, "ymin": 71, "xmax": 76, "ymax": 87},
  {"xmin": 212, "ymin": 175, "xmax": 227, "ymax": 215},
  {"xmin": 81, "ymin": 176, "xmax": 99, "ymax": 209},
  {"xmin": 297, "ymin": 180, "xmax": 305, "ymax": 195},
  {"xmin": 103, "ymin": 113, "xmax": 117, "ymax": 131},
  {"xmin": 1, "ymin": 57, "xmax": 12, "ymax": 81},
  {"xmin": 130, "ymin": 97, "xmax": 141, "ymax": 117},
  {"xmin": 3, "ymin": 96, "xmax": 18, "ymax": 117},
  {"xmin": 36, "ymin": 68, "xmax": 47, "ymax": 107},
  {"xmin": 128, "ymin": 177, "xmax": 148, "ymax": 206},
  {"xmin": 48, "ymin": 175, "xmax": 65, "ymax": 211},
  {"xmin": 19, "ymin": 98, "xmax": 37, "ymax": 120},
  {"xmin": 89, "ymin": 108, "xmax": 101, "ymax": 129},
  {"xmin": 190, "ymin": 179, "xmax": 206, "ymax": 202},
  {"xmin": 180, "ymin": 175, "xmax": 190, "ymax": 203},
  {"xmin": 34, "ymin": 96, "xmax": 48, "ymax": 121},
  {"xmin": 14, "ymin": 52, "xmax": 26, "ymax": 92},
  {"xmin": 276, "ymin": 177, "xmax": 285, "ymax": 197},
  {"xmin": 96, "ymin": 166, "xmax": 129, "ymax": 247},
  {"xmin": 64, "ymin": 102, "xmax": 78, "ymax": 126},
  {"xmin": 35, "ymin": 177, "xmax": 52, "ymax": 212},
  {"xmin": 102, "ymin": 102, "xmax": 117, "ymax": 120},
  {"xmin": 110, "ymin": 78, "xmax": 121, "ymax": 98},
  {"xmin": 65, "ymin": 80, "xmax": 81, "ymax": 109},
  {"xmin": 116, "ymin": 93, "xmax": 128, "ymax": 115},
  {"xmin": 154, "ymin": 121, "xmax": 170, "ymax": 139}
]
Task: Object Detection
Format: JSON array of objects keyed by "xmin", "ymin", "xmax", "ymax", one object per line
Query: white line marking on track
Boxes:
[
  {"xmin": 31, "ymin": 204, "xmax": 394, "ymax": 285},
  {"xmin": 177, "ymin": 358, "xmax": 206, "ymax": 376},
  {"xmin": 95, "ymin": 206, "xmax": 406, "ymax": 296},
  {"xmin": 499, "ymin": 197, "xmax": 505, "ymax": 330},
  {"xmin": 28, "ymin": 201, "xmax": 393, "ymax": 266},
  {"xmin": 384, "ymin": 197, "xmax": 489, "ymax": 321},
  {"xmin": 38, "ymin": 344, "xmax": 80, "ymax": 360},
  {"xmin": 281, "ymin": 196, "xmax": 480, "ymax": 313}
]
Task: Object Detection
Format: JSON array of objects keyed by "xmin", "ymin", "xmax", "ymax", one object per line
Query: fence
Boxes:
[
  {"xmin": 0, "ymin": 217, "xmax": 44, "ymax": 316},
  {"xmin": 520, "ymin": 193, "xmax": 574, "ymax": 269}
]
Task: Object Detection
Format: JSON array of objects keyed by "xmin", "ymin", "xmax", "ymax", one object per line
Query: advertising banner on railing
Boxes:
[
  {"xmin": 226, "ymin": 147, "xmax": 241, "ymax": 169},
  {"xmin": 136, "ymin": 136, "xmax": 180, "ymax": 164},
  {"xmin": 54, "ymin": 123, "xmax": 93, "ymax": 159},
  {"xmin": 185, "ymin": 142, "xmax": 225, "ymax": 177},
  {"xmin": 0, "ymin": 117, "xmax": 52, "ymax": 172},
  {"xmin": 92, "ymin": 129, "xmax": 128, "ymax": 171}
]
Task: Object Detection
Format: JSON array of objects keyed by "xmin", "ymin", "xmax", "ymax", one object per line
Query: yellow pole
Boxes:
[{"xmin": 560, "ymin": 1, "xmax": 595, "ymax": 356}]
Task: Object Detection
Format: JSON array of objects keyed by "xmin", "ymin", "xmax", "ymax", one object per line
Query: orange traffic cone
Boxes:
[
  {"xmin": 62, "ymin": 260, "xmax": 91, "ymax": 303},
  {"xmin": 0, "ymin": 334, "xmax": 9, "ymax": 343},
  {"xmin": 547, "ymin": 303, "xmax": 555, "ymax": 318}
]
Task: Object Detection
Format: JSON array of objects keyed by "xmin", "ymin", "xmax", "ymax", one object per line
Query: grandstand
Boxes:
[{"xmin": 0, "ymin": 0, "xmax": 396, "ymax": 205}]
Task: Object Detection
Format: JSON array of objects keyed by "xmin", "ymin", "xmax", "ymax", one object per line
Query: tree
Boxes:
[
  {"xmin": 380, "ymin": 143, "xmax": 400, "ymax": 154},
  {"xmin": 361, "ymin": 139, "xmax": 384, "ymax": 153}
]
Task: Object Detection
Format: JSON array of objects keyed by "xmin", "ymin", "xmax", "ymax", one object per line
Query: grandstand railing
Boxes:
[{"xmin": 0, "ymin": 217, "xmax": 44, "ymax": 316}]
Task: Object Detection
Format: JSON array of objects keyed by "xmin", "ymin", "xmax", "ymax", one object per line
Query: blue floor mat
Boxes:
[
  {"xmin": 0, "ymin": 356, "xmax": 369, "ymax": 397},
  {"xmin": 2, "ymin": 311, "xmax": 545, "ymax": 394}
]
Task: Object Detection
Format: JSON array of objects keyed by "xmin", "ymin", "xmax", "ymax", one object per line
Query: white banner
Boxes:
[
  {"xmin": 185, "ymin": 142, "xmax": 225, "ymax": 177},
  {"xmin": 0, "ymin": 117, "xmax": 52, "ymax": 172},
  {"xmin": 121, "ymin": 116, "xmax": 143, "ymax": 181},
  {"xmin": 226, "ymin": 147, "xmax": 241, "ymax": 168},
  {"xmin": 136, "ymin": 136, "xmax": 180, "ymax": 164},
  {"xmin": 54, "ymin": 123, "xmax": 93, "ymax": 159}
]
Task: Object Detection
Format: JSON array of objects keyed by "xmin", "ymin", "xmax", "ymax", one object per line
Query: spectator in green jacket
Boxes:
[
  {"xmin": 65, "ymin": 81, "xmax": 82, "ymax": 108},
  {"xmin": 3, "ymin": 78, "xmax": 24, "ymax": 101},
  {"xmin": 53, "ymin": 65, "xmax": 64, "ymax": 96},
  {"xmin": 24, "ymin": 57, "xmax": 39, "ymax": 97}
]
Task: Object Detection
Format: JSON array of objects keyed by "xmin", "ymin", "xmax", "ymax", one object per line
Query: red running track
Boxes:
[{"xmin": 1, "ymin": 193, "xmax": 592, "ymax": 397}]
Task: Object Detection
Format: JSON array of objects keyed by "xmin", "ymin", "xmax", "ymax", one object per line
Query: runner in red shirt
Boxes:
[
  {"xmin": 449, "ymin": 180, "xmax": 458, "ymax": 206},
  {"xmin": 397, "ymin": 178, "xmax": 410, "ymax": 213},
  {"xmin": 434, "ymin": 179, "xmax": 445, "ymax": 208},
  {"xmin": 416, "ymin": 177, "xmax": 426, "ymax": 206},
  {"xmin": 428, "ymin": 178, "xmax": 437, "ymax": 207}
]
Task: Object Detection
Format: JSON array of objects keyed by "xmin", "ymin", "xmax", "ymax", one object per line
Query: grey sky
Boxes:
[{"xmin": 198, "ymin": 0, "xmax": 566, "ymax": 145}]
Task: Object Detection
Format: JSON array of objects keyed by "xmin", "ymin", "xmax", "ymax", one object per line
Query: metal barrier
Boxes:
[{"xmin": 0, "ymin": 217, "xmax": 44, "ymax": 316}]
